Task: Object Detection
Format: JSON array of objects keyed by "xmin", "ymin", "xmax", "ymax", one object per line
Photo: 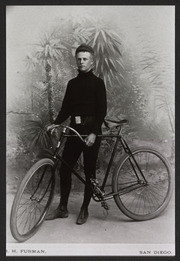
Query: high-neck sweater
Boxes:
[{"xmin": 54, "ymin": 69, "xmax": 107, "ymax": 134}]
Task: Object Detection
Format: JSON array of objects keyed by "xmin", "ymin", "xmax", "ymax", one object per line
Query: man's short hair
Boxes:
[{"xmin": 75, "ymin": 44, "xmax": 94, "ymax": 56}]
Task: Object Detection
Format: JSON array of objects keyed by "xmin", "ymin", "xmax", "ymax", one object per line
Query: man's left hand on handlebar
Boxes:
[{"xmin": 46, "ymin": 124, "xmax": 58, "ymax": 133}]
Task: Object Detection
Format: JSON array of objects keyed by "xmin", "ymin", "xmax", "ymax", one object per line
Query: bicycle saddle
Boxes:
[{"xmin": 104, "ymin": 119, "xmax": 128, "ymax": 128}]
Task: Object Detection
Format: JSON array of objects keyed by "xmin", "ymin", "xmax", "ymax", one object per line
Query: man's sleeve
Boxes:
[
  {"xmin": 53, "ymin": 82, "xmax": 71, "ymax": 124},
  {"xmin": 92, "ymin": 79, "xmax": 107, "ymax": 134}
]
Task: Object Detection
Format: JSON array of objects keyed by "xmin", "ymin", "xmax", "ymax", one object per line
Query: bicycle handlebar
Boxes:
[
  {"xmin": 48, "ymin": 119, "xmax": 128, "ymax": 143},
  {"xmin": 48, "ymin": 124, "xmax": 86, "ymax": 143},
  {"xmin": 63, "ymin": 126, "xmax": 86, "ymax": 143}
]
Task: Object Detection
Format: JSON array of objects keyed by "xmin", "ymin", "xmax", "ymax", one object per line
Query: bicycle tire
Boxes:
[
  {"xmin": 112, "ymin": 147, "xmax": 173, "ymax": 221},
  {"xmin": 10, "ymin": 158, "xmax": 55, "ymax": 242}
]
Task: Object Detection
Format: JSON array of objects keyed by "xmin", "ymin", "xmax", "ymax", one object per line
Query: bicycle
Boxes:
[{"xmin": 10, "ymin": 119, "xmax": 173, "ymax": 242}]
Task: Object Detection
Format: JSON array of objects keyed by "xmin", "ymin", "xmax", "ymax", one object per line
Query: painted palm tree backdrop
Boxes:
[{"xmin": 7, "ymin": 6, "xmax": 174, "ymax": 188}]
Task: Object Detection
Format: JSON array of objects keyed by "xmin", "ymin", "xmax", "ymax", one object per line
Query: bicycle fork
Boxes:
[{"xmin": 30, "ymin": 165, "xmax": 56, "ymax": 203}]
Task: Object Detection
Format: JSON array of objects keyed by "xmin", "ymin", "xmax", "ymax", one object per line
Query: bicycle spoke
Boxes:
[
  {"xmin": 17, "ymin": 203, "xmax": 32, "ymax": 219},
  {"xmin": 18, "ymin": 198, "xmax": 32, "ymax": 209}
]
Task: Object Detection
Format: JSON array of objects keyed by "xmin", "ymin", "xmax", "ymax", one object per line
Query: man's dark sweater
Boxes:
[{"xmin": 54, "ymin": 69, "xmax": 107, "ymax": 134}]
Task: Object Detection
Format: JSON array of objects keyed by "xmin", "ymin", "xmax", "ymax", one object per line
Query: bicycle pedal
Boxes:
[
  {"xmin": 101, "ymin": 202, "xmax": 109, "ymax": 217},
  {"xmin": 101, "ymin": 201, "xmax": 109, "ymax": 211}
]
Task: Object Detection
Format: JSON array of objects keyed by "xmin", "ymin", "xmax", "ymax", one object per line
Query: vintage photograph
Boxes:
[{"xmin": 6, "ymin": 5, "xmax": 175, "ymax": 256}]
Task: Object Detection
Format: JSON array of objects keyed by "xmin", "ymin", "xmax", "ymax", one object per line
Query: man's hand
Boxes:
[
  {"xmin": 46, "ymin": 124, "xmax": 57, "ymax": 133},
  {"xmin": 85, "ymin": 133, "xmax": 96, "ymax": 147}
]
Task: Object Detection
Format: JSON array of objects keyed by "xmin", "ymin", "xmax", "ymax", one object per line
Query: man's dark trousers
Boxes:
[{"xmin": 59, "ymin": 123, "xmax": 101, "ymax": 208}]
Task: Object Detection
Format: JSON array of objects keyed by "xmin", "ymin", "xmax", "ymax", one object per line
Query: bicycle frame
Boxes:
[
  {"xmin": 51, "ymin": 125, "xmax": 147, "ymax": 202},
  {"xmin": 10, "ymin": 119, "xmax": 173, "ymax": 243}
]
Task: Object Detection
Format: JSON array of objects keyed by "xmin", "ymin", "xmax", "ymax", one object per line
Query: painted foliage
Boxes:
[{"xmin": 6, "ymin": 6, "xmax": 174, "ymax": 190}]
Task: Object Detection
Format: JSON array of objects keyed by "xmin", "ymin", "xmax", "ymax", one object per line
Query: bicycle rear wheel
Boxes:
[
  {"xmin": 112, "ymin": 147, "xmax": 173, "ymax": 221},
  {"xmin": 10, "ymin": 158, "xmax": 55, "ymax": 242}
]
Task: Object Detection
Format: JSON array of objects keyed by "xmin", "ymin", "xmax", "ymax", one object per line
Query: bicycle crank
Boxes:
[{"xmin": 90, "ymin": 178, "xmax": 105, "ymax": 202}]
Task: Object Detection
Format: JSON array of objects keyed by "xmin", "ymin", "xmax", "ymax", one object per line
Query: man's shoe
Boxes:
[
  {"xmin": 76, "ymin": 207, "xmax": 89, "ymax": 225},
  {"xmin": 45, "ymin": 205, "xmax": 68, "ymax": 220}
]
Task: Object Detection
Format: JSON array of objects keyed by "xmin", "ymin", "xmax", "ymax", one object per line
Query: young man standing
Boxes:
[{"xmin": 46, "ymin": 44, "xmax": 107, "ymax": 225}]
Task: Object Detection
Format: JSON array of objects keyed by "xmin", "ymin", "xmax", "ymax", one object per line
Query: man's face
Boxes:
[{"xmin": 76, "ymin": 51, "xmax": 93, "ymax": 72}]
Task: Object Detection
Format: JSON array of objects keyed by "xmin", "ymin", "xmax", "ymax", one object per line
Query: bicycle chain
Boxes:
[{"xmin": 90, "ymin": 178, "xmax": 110, "ymax": 216}]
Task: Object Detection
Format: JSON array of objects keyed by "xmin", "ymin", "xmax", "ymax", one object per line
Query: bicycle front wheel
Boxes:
[
  {"xmin": 112, "ymin": 147, "xmax": 173, "ymax": 221},
  {"xmin": 10, "ymin": 158, "xmax": 55, "ymax": 242}
]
